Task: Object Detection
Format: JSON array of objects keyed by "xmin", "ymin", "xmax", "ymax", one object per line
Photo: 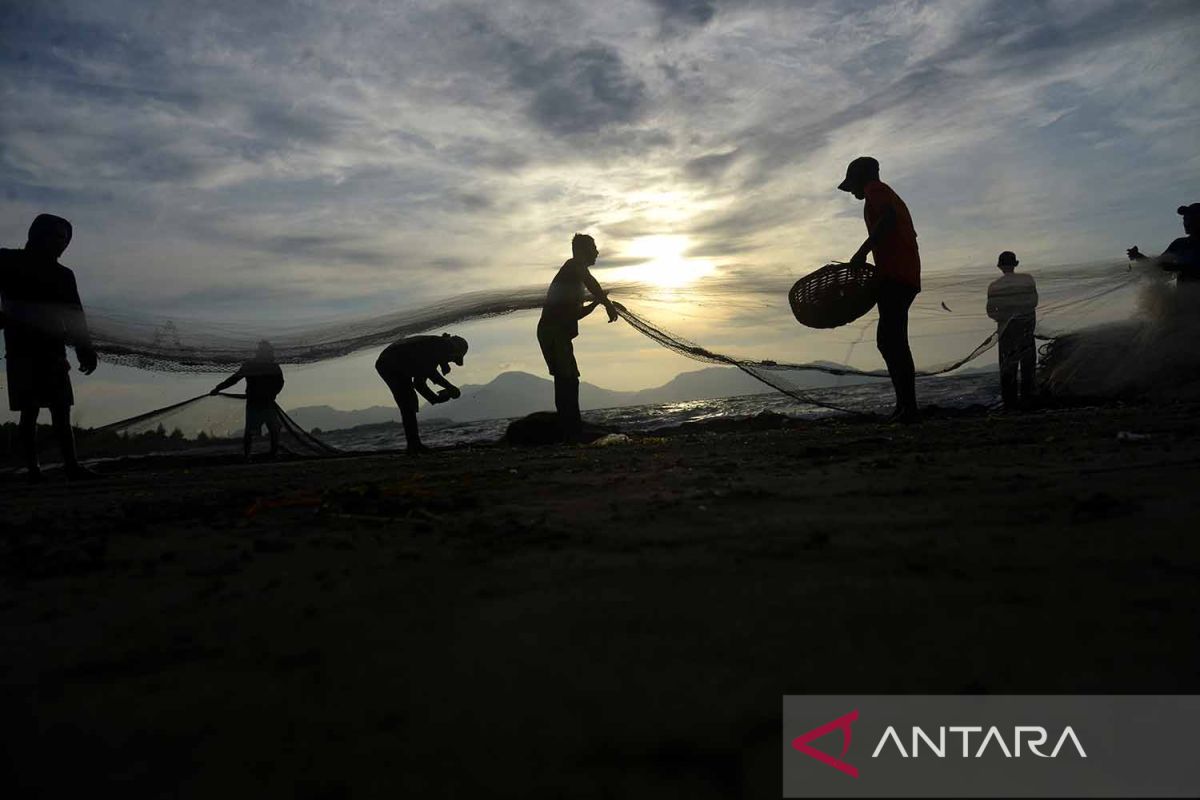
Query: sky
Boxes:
[{"xmin": 2, "ymin": 0, "xmax": 1198, "ymax": 424}]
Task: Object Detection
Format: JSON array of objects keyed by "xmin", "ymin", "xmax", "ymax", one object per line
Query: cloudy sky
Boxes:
[{"xmin": 2, "ymin": 0, "xmax": 1198, "ymax": 423}]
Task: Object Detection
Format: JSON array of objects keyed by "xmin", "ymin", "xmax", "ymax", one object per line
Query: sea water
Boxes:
[{"xmin": 318, "ymin": 372, "xmax": 1001, "ymax": 451}]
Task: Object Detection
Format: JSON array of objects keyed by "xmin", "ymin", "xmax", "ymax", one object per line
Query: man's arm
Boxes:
[
  {"xmin": 986, "ymin": 291, "xmax": 1003, "ymax": 322},
  {"xmin": 424, "ymin": 368, "xmax": 461, "ymax": 400},
  {"xmin": 1129, "ymin": 243, "xmax": 1185, "ymax": 271},
  {"xmin": 64, "ymin": 272, "xmax": 97, "ymax": 375},
  {"xmin": 212, "ymin": 368, "xmax": 244, "ymax": 394},
  {"xmin": 411, "ymin": 375, "xmax": 446, "ymax": 405},
  {"xmin": 0, "ymin": 251, "xmax": 11, "ymax": 330},
  {"xmin": 577, "ymin": 300, "xmax": 600, "ymax": 320},
  {"xmin": 581, "ymin": 268, "xmax": 619, "ymax": 322},
  {"xmin": 850, "ymin": 205, "xmax": 896, "ymax": 267}
]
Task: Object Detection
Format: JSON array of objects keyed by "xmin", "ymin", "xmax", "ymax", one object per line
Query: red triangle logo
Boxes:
[{"xmin": 791, "ymin": 709, "xmax": 859, "ymax": 778}]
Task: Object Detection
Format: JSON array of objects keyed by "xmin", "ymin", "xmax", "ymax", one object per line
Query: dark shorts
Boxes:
[
  {"xmin": 5, "ymin": 354, "xmax": 73, "ymax": 411},
  {"xmin": 376, "ymin": 362, "xmax": 419, "ymax": 413},
  {"xmin": 537, "ymin": 319, "xmax": 578, "ymax": 378}
]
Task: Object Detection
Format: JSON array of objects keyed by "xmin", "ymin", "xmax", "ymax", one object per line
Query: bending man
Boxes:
[
  {"xmin": 0, "ymin": 214, "xmax": 99, "ymax": 482},
  {"xmin": 838, "ymin": 156, "xmax": 922, "ymax": 423},
  {"xmin": 537, "ymin": 233, "xmax": 618, "ymax": 440},
  {"xmin": 375, "ymin": 333, "xmax": 468, "ymax": 453}
]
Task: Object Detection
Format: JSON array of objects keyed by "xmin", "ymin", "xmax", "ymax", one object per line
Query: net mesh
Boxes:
[
  {"xmin": 87, "ymin": 287, "xmax": 558, "ymax": 373},
  {"xmin": 75, "ymin": 257, "xmax": 1169, "ymax": 449}
]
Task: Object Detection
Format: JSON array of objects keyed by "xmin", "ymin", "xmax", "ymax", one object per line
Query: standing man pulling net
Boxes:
[
  {"xmin": 375, "ymin": 333, "xmax": 468, "ymax": 454},
  {"xmin": 1128, "ymin": 203, "xmax": 1200, "ymax": 283},
  {"xmin": 838, "ymin": 156, "xmax": 922, "ymax": 423},
  {"xmin": 0, "ymin": 214, "xmax": 99, "ymax": 482},
  {"xmin": 987, "ymin": 251, "xmax": 1039, "ymax": 412},
  {"xmin": 537, "ymin": 233, "xmax": 618, "ymax": 441},
  {"xmin": 211, "ymin": 340, "xmax": 285, "ymax": 460}
]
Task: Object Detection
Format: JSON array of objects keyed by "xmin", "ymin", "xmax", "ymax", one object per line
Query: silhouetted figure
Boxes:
[
  {"xmin": 537, "ymin": 233, "xmax": 618, "ymax": 440},
  {"xmin": 987, "ymin": 251, "xmax": 1039, "ymax": 411},
  {"xmin": 0, "ymin": 214, "xmax": 98, "ymax": 482},
  {"xmin": 839, "ymin": 157, "xmax": 921, "ymax": 423},
  {"xmin": 1128, "ymin": 203, "xmax": 1200, "ymax": 283},
  {"xmin": 212, "ymin": 340, "xmax": 285, "ymax": 460},
  {"xmin": 375, "ymin": 333, "xmax": 468, "ymax": 453}
]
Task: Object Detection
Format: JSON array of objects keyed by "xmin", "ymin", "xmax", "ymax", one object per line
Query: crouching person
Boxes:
[{"xmin": 375, "ymin": 333, "xmax": 468, "ymax": 453}]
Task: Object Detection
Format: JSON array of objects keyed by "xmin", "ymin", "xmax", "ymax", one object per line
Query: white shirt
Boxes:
[{"xmin": 987, "ymin": 271, "xmax": 1038, "ymax": 325}]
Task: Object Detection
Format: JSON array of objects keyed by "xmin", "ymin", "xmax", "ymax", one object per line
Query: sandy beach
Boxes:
[{"xmin": 3, "ymin": 403, "xmax": 1199, "ymax": 797}]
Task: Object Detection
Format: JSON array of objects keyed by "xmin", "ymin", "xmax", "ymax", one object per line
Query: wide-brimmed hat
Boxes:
[{"xmin": 998, "ymin": 251, "xmax": 1018, "ymax": 267}]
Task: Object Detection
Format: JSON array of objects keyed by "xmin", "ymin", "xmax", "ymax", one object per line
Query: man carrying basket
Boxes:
[{"xmin": 839, "ymin": 156, "xmax": 922, "ymax": 423}]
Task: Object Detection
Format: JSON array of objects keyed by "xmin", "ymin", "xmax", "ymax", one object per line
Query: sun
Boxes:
[{"xmin": 612, "ymin": 235, "xmax": 716, "ymax": 288}]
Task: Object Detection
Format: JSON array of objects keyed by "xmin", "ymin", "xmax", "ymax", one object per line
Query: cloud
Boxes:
[
  {"xmin": 684, "ymin": 149, "xmax": 741, "ymax": 183},
  {"xmin": 2, "ymin": 0, "xmax": 1200, "ymax": 420},
  {"xmin": 494, "ymin": 36, "xmax": 649, "ymax": 136},
  {"xmin": 649, "ymin": 0, "xmax": 717, "ymax": 34}
]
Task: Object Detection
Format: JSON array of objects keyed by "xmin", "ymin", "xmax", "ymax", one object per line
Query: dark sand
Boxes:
[{"xmin": 3, "ymin": 404, "xmax": 1199, "ymax": 797}]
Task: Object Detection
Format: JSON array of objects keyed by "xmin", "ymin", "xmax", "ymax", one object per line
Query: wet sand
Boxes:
[{"xmin": 2, "ymin": 404, "xmax": 1199, "ymax": 797}]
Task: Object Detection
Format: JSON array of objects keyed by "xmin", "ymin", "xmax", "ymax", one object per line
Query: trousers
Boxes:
[
  {"xmin": 876, "ymin": 280, "xmax": 918, "ymax": 411},
  {"xmin": 998, "ymin": 316, "xmax": 1036, "ymax": 408}
]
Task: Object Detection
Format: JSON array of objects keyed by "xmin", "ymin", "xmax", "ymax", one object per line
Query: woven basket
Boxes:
[{"xmin": 789, "ymin": 262, "xmax": 879, "ymax": 329}]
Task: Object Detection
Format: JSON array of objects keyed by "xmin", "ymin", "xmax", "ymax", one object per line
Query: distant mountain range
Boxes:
[
  {"xmin": 286, "ymin": 365, "xmax": 878, "ymax": 432},
  {"xmin": 288, "ymin": 363, "xmax": 999, "ymax": 433}
]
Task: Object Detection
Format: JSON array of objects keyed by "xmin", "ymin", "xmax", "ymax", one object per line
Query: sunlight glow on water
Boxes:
[{"xmin": 320, "ymin": 372, "xmax": 1000, "ymax": 451}]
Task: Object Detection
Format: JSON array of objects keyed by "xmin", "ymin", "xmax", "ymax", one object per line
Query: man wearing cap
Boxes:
[
  {"xmin": 375, "ymin": 333, "xmax": 469, "ymax": 453},
  {"xmin": 1127, "ymin": 203, "xmax": 1200, "ymax": 283},
  {"xmin": 987, "ymin": 251, "xmax": 1039, "ymax": 411},
  {"xmin": 0, "ymin": 214, "xmax": 99, "ymax": 482},
  {"xmin": 838, "ymin": 156, "xmax": 921, "ymax": 422}
]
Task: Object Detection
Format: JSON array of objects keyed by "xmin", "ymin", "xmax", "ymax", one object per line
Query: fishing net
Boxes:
[
  {"xmin": 66, "ymin": 393, "xmax": 338, "ymax": 462},
  {"xmin": 93, "ymin": 392, "xmax": 335, "ymax": 450},
  {"xmin": 80, "ymin": 260, "xmax": 1139, "ymax": 376},
  {"xmin": 1039, "ymin": 278, "xmax": 1200, "ymax": 399},
  {"xmin": 41, "ymin": 255, "xmax": 1163, "ymax": 461},
  {"xmin": 85, "ymin": 287, "xmax": 580, "ymax": 373},
  {"xmin": 0, "ymin": 392, "xmax": 339, "ymax": 474}
]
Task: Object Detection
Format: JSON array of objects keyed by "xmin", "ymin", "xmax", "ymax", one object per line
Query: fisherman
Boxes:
[
  {"xmin": 537, "ymin": 233, "xmax": 619, "ymax": 441},
  {"xmin": 986, "ymin": 251, "xmax": 1039, "ymax": 411},
  {"xmin": 1128, "ymin": 203, "xmax": 1200, "ymax": 283},
  {"xmin": 375, "ymin": 333, "xmax": 468, "ymax": 453},
  {"xmin": 838, "ymin": 156, "xmax": 922, "ymax": 422},
  {"xmin": 211, "ymin": 340, "xmax": 285, "ymax": 460},
  {"xmin": 0, "ymin": 214, "xmax": 99, "ymax": 482}
]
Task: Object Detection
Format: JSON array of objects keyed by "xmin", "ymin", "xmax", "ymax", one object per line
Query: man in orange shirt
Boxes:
[{"xmin": 839, "ymin": 156, "xmax": 921, "ymax": 423}]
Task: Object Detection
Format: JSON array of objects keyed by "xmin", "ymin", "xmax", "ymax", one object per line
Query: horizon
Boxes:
[{"xmin": 3, "ymin": 1, "xmax": 1198, "ymax": 425}]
